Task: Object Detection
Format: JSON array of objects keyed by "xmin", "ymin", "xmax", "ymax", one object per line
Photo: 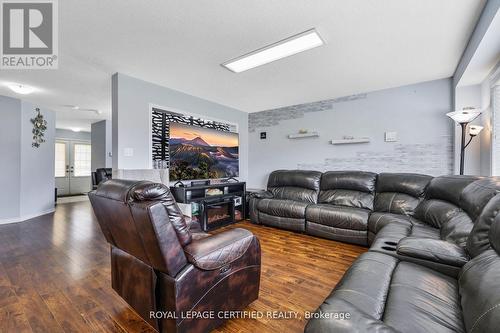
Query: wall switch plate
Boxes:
[
  {"xmin": 385, "ymin": 132, "xmax": 397, "ymax": 142},
  {"xmin": 124, "ymin": 148, "xmax": 134, "ymax": 157}
]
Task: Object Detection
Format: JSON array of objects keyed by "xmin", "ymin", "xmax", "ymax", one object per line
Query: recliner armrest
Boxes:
[
  {"xmin": 252, "ymin": 191, "xmax": 274, "ymax": 199},
  {"xmin": 183, "ymin": 228, "xmax": 255, "ymax": 270},
  {"xmin": 396, "ymin": 237, "xmax": 469, "ymax": 267}
]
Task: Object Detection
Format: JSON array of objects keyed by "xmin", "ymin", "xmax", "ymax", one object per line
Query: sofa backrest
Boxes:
[
  {"xmin": 318, "ymin": 171, "xmax": 377, "ymax": 210},
  {"xmin": 89, "ymin": 179, "xmax": 190, "ymax": 277},
  {"xmin": 414, "ymin": 175, "xmax": 478, "ymax": 247},
  {"xmin": 95, "ymin": 167, "xmax": 112, "ymax": 185},
  {"xmin": 467, "ymin": 187, "xmax": 500, "ymax": 258},
  {"xmin": 267, "ymin": 170, "xmax": 322, "ymax": 203},
  {"xmin": 459, "ymin": 194, "xmax": 500, "ymax": 332},
  {"xmin": 373, "ymin": 173, "xmax": 432, "ymax": 216},
  {"xmin": 459, "ymin": 177, "xmax": 500, "ymax": 222}
]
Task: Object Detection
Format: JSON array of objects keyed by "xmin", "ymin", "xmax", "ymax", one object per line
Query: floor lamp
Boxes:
[{"xmin": 446, "ymin": 108, "xmax": 483, "ymax": 175}]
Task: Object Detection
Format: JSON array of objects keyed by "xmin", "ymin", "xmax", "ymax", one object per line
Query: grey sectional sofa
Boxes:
[{"xmin": 249, "ymin": 170, "xmax": 500, "ymax": 332}]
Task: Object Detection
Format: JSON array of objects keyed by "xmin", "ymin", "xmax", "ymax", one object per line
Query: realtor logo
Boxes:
[{"xmin": 1, "ymin": 0, "xmax": 58, "ymax": 69}]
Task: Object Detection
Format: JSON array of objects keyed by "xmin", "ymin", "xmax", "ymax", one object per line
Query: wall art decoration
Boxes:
[
  {"xmin": 30, "ymin": 108, "xmax": 47, "ymax": 148},
  {"xmin": 151, "ymin": 108, "xmax": 232, "ymax": 170}
]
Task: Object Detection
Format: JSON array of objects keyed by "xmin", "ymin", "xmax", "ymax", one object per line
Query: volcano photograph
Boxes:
[{"xmin": 169, "ymin": 122, "xmax": 239, "ymax": 180}]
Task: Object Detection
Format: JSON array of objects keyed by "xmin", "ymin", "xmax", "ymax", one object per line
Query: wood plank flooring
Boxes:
[{"xmin": 0, "ymin": 200, "xmax": 366, "ymax": 332}]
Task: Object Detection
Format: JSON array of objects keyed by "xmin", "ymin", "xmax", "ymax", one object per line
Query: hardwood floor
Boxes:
[{"xmin": 0, "ymin": 200, "xmax": 366, "ymax": 333}]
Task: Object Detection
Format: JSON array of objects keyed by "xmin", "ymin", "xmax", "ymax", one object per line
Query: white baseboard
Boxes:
[{"xmin": 0, "ymin": 208, "xmax": 56, "ymax": 225}]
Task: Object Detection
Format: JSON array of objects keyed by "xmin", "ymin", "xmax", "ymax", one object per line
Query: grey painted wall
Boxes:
[
  {"xmin": 20, "ymin": 101, "xmax": 56, "ymax": 217},
  {"xmin": 0, "ymin": 96, "xmax": 22, "ymax": 220},
  {"xmin": 112, "ymin": 73, "xmax": 249, "ymax": 181},
  {"xmin": 0, "ymin": 95, "xmax": 55, "ymax": 222},
  {"xmin": 91, "ymin": 120, "xmax": 112, "ymax": 170},
  {"xmin": 248, "ymin": 79, "xmax": 453, "ymax": 188},
  {"xmin": 55, "ymin": 128, "xmax": 91, "ymax": 141}
]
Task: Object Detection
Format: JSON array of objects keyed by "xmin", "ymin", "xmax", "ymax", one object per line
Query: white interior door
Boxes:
[
  {"xmin": 55, "ymin": 140, "xmax": 92, "ymax": 196},
  {"xmin": 70, "ymin": 142, "xmax": 92, "ymax": 194}
]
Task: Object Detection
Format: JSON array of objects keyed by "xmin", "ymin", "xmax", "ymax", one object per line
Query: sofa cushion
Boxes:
[
  {"xmin": 374, "ymin": 173, "xmax": 432, "ymax": 215},
  {"xmin": 326, "ymin": 251, "xmax": 397, "ymax": 318},
  {"xmin": 258, "ymin": 213, "xmax": 305, "ymax": 232},
  {"xmin": 319, "ymin": 171, "xmax": 377, "ymax": 210},
  {"xmin": 383, "ymin": 262, "xmax": 465, "ymax": 333},
  {"xmin": 415, "ymin": 199, "xmax": 473, "ymax": 247},
  {"xmin": 459, "ymin": 249, "xmax": 500, "ymax": 333},
  {"xmin": 412, "ymin": 224, "xmax": 441, "ymax": 239},
  {"xmin": 304, "ymin": 298, "xmax": 398, "ymax": 333},
  {"xmin": 257, "ymin": 198, "xmax": 308, "ymax": 219},
  {"xmin": 370, "ymin": 223, "xmax": 440, "ymax": 257},
  {"xmin": 306, "ymin": 204, "xmax": 369, "ymax": 231},
  {"xmin": 424, "ymin": 175, "xmax": 479, "ymax": 207},
  {"xmin": 306, "ymin": 222, "xmax": 368, "ymax": 246},
  {"xmin": 368, "ymin": 212, "xmax": 422, "ymax": 235},
  {"xmin": 459, "ymin": 200, "xmax": 500, "ymax": 333},
  {"xmin": 267, "ymin": 170, "xmax": 322, "ymax": 203},
  {"xmin": 415, "ymin": 199, "xmax": 463, "ymax": 228},
  {"xmin": 468, "ymin": 194, "xmax": 500, "ymax": 257},
  {"xmin": 396, "ymin": 237, "xmax": 469, "ymax": 267},
  {"xmin": 459, "ymin": 178, "xmax": 500, "ymax": 221},
  {"xmin": 306, "ymin": 253, "xmax": 465, "ymax": 333}
]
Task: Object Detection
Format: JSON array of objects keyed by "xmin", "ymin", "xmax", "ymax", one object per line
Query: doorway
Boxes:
[{"xmin": 55, "ymin": 140, "xmax": 92, "ymax": 196}]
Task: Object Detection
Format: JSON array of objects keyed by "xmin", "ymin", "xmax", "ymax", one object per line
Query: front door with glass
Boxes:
[{"xmin": 55, "ymin": 140, "xmax": 92, "ymax": 196}]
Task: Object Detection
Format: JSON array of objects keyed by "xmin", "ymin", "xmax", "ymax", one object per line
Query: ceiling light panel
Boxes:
[
  {"xmin": 6, "ymin": 83, "xmax": 37, "ymax": 95},
  {"xmin": 222, "ymin": 29, "xmax": 324, "ymax": 73}
]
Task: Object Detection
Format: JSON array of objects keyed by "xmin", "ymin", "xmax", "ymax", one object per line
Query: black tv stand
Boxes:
[{"xmin": 170, "ymin": 181, "xmax": 246, "ymax": 231}]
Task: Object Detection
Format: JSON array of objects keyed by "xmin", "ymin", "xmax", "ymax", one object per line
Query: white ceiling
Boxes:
[{"xmin": 0, "ymin": 0, "xmax": 486, "ymax": 131}]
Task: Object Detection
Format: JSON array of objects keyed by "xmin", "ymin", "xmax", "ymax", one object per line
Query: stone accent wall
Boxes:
[
  {"xmin": 297, "ymin": 141, "xmax": 453, "ymax": 176},
  {"xmin": 248, "ymin": 94, "xmax": 367, "ymax": 132}
]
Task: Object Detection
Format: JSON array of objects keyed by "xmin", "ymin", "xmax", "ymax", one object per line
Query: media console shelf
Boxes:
[{"xmin": 170, "ymin": 181, "xmax": 246, "ymax": 231}]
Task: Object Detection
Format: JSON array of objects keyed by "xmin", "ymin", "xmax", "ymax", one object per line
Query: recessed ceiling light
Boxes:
[
  {"xmin": 61, "ymin": 104, "xmax": 101, "ymax": 114},
  {"xmin": 222, "ymin": 28, "xmax": 324, "ymax": 73},
  {"xmin": 6, "ymin": 83, "xmax": 37, "ymax": 95}
]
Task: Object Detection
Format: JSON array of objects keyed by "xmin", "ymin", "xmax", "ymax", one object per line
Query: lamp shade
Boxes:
[
  {"xmin": 469, "ymin": 125, "xmax": 484, "ymax": 136},
  {"xmin": 446, "ymin": 109, "xmax": 481, "ymax": 123}
]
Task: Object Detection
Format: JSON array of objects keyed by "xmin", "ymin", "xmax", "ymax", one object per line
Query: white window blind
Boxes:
[
  {"xmin": 54, "ymin": 142, "xmax": 66, "ymax": 177},
  {"xmin": 73, "ymin": 143, "xmax": 92, "ymax": 177}
]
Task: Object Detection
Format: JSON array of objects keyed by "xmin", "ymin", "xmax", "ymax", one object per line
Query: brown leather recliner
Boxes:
[{"xmin": 88, "ymin": 179, "xmax": 261, "ymax": 333}]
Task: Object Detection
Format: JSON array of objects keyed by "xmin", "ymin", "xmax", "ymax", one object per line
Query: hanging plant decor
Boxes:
[{"xmin": 31, "ymin": 108, "xmax": 47, "ymax": 148}]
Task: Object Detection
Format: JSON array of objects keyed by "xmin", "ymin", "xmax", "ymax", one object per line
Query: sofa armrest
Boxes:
[
  {"xmin": 183, "ymin": 228, "xmax": 255, "ymax": 270},
  {"xmin": 252, "ymin": 190, "xmax": 273, "ymax": 199},
  {"xmin": 305, "ymin": 298, "xmax": 399, "ymax": 333},
  {"xmin": 396, "ymin": 237, "xmax": 469, "ymax": 267}
]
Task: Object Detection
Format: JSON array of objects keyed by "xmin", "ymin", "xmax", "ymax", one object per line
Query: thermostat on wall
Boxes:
[{"xmin": 385, "ymin": 132, "xmax": 397, "ymax": 142}]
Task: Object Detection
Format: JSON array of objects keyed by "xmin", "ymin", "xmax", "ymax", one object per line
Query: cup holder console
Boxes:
[
  {"xmin": 381, "ymin": 246, "xmax": 397, "ymax": 251},
  {"xmin": 384, "ymin": 241, "xmax": 398, "ymax": 246}
]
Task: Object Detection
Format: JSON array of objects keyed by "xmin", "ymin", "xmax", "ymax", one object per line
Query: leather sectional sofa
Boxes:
[{"xmin": 250, "ymin": 170, "xmax": 500, "ymax": 332}]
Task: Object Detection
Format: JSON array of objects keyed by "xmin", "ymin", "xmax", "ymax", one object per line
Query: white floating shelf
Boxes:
[
  {"xmin": 287, "ymin": 132, "xmax": 319, "ymax": 139},
  {"xmin": 330, "ymin": 137, "xmax": 370, "ymax": 145}
]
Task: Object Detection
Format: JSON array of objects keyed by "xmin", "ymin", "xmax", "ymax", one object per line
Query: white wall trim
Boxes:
[{"xmin": 0, "ymin": 208, "xmax": 55, "ymax": 225}]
